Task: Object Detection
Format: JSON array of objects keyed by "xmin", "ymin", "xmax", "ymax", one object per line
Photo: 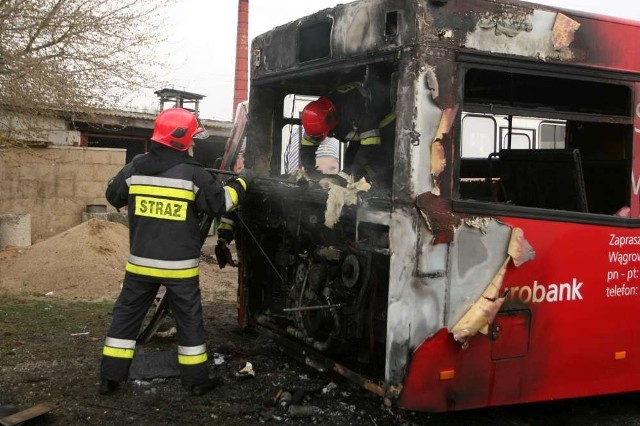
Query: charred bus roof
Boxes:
[{"xmin": 250, "ymin": 0, "xmax": 640, "ymax": 84}]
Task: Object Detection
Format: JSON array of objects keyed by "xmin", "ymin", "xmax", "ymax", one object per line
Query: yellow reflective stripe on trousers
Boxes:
[
  {"xmin": 129, "ymin": 185, "xmax": 195, "ymax": 201},
  {"xmin": 126, "ymin": 263, "xmax": 199, "ymax": 279},
  {"xmin": 178, "ymin": 344, "xmax": 208, "ymax": 366},
  {"xmin": 103, "ymin": 346, "xmax": 135, "ymax": 359},
  {"xmin": 178, "ymin": 353, "xmax": 208, "ymax": 365}
]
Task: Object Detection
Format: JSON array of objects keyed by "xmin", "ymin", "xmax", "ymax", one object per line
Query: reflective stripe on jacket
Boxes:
[{"xmin": 106, "ymin": 158, "xmax": 229, "ymax": 280}]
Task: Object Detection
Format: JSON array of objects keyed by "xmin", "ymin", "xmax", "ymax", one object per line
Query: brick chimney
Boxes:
[{"xmin": 233, "ymin": 0, "xmax": 249, "ymax": 119}]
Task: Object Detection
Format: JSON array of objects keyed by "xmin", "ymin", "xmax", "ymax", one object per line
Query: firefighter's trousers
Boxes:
[{"xmin": 100, "ymin": 272, "xmax": 209, "ymax": 387}]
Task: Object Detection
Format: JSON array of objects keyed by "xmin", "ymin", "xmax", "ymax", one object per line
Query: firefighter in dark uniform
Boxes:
[
  {"xmin": 99, "ymin": 107, "xmax": 251, "ymax": 396},
  {"xmin": 301, "ymin": 81, "xmax": 395, "ymax": 188}
]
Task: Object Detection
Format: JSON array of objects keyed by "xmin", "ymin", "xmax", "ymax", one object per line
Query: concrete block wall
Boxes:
[{"xmin": 0, "ymin": 146, "xmax": 126, "ymax": 243}]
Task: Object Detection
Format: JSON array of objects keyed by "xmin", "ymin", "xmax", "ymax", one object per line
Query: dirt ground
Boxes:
[
  {"xmin": 0, "ymin": 219, "xmax": 403, "ymax": 425},
  {"xmin": 2, "ymin": 219, "xmax": 640, "ymax": 425}
]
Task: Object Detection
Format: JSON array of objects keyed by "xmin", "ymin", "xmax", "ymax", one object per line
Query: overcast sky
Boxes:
[{"xmin": 133, "ymin": 0, "xmax": 640, "ymax": 121}]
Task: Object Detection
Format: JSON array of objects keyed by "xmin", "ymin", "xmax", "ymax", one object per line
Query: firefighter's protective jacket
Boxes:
[
  {"xmin": 328, "ymin": 82, "xmax": 382, "ymax": 147},
  {"xmin": 106, "ymin": 144, "xmax": 246, "ymax": 280}
]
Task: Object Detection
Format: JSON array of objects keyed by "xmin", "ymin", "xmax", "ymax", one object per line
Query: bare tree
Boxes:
[{"xmin": 0, "ymin": 0, "xmax": 175, "ymax": 146}]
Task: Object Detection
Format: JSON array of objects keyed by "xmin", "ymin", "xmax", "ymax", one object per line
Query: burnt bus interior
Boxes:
[
  {"xmin": 242, "ymin": 57, "xmax": 400, "ymax": 379},
  {"xmin": 458, "ymin": 62, "xmax": 634, "ymax": 216}
]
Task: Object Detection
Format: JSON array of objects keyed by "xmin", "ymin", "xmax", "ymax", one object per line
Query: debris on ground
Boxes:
[
  {"xmin": 0, "ymin": 401, "xmax": 56, "ymax": 426},
  {"xmin": 235, "ymin": 361, "xmax": 255, "ymax": 380}
]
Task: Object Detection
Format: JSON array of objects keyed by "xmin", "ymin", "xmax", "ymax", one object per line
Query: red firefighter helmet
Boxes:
[
  {"xmin": 150, "ymin": 107, "xmax": 202, "ymax": 151},
  {"xmin": 301, "ymin": 96, "xmax": 338, "ymax": 139}
]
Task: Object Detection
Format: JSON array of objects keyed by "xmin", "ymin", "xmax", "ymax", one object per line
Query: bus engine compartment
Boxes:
[{"xmin": 241, "ymin": 179, "xmax": 391, "ymax": 376}]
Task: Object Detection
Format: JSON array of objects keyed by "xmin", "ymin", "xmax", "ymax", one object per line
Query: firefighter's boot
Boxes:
[{"xmin": 99, "ymin": 379, "xmax": 120, "ymax": 396}]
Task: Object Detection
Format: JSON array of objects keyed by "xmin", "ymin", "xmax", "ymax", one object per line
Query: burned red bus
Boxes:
[{"xmin": 231, "ymin": 0, "xmax": 640, "ymax": 412}]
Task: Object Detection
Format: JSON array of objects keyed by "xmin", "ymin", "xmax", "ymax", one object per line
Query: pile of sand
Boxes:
[
  {"xmin": 0, "ymin": 219, "xmax": 129, "ymax": 301},
  {"xmin": 0, "ymin": 218, "xmax": 239, "ymax": 303}
]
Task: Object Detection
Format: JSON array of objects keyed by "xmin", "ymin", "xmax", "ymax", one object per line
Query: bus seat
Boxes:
[
  {"xmin": 458, "ymin": 154, "xmax": 506, "ymax": 202},
  {"xmin": 498, "ymin": 149, "xmax": 588, "ymax": 212}
]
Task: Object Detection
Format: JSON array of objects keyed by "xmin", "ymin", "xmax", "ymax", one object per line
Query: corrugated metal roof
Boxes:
[{"xmin": 70, "ymin": 107, "xmax": 233, "ymax": 137}]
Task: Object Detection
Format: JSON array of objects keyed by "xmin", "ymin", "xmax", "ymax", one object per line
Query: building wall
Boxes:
[{"xmin": 0, "ymin": 146, "xmax": 125, "ymax": 243}]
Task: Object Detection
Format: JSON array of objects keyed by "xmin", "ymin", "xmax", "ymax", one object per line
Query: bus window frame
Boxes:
[
  {"xmin": 457, "ymin": 51, "xmax": 635, "ymax": 125},
  {"xmin": 499, "ymin": 129, "xmax": 534, "ymax": 150},
  {"xmin": 453, "ymin": 57, "xmax": 638, "ymax": 224}
]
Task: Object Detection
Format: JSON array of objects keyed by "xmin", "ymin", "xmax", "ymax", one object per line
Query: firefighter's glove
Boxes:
[
  {"xmin": 217, "ymin": 227, "xmax": 234, "ymax": 245},
  {"xmin": 215, "ymin": 238, "xmax": 237, "ymax": 269}
]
